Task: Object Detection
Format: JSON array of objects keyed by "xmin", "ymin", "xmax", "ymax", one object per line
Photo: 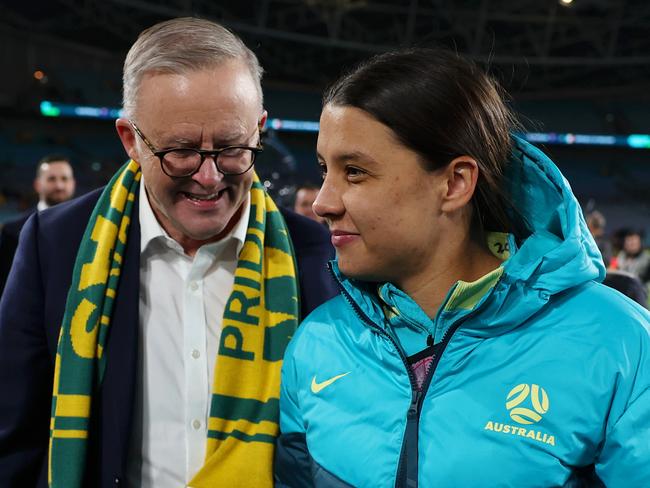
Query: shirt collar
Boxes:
[
  {"xmin": 37, "ymin": 200, "xmax": 49, "ymax": 212},
  {"xmin": 139, "ymin": 177, "xmax": 249, "ymax": 257}
]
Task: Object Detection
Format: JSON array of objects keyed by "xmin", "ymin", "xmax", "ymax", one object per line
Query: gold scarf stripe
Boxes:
[
  {"xmin": 236, "ymin": 266, "xmax": 263, "ymax": 283},
  {"xmin": 209, "ymin": 360, "xmax": 284, "ymax": 399},
  {"xmin": 53, "ymin": 394, "xmax": 91, "ymax": 418}
]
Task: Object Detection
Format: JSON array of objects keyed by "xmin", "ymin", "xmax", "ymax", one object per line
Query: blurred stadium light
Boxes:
[{"xmin": 40, "ymin": 100, "xmax": 650, "ymax": 150}]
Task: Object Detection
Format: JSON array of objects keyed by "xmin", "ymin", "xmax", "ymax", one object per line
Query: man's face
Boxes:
[
  {"xmin": 34, "ymin": 161, "xmax": 75, "ymax": 206},
  {"xmin": 294, "ymin": 188, "xmax": 324, "ymax": 223},
  {"xmin": 118, "ymin": 61, "xmax": 265, "ymax": 247}
]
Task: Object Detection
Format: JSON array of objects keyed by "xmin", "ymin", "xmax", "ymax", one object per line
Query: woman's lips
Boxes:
[{"xmin": 330, "ymin": 229, "xmax": 359, "ymax": 247}]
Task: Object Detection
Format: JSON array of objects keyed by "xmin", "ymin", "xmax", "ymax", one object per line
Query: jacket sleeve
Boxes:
[
  {"xmin": 274, "ymin": 343, "xmax": 314, "ymax": 488},
  {"xmin": 0, "ymin": 224, "xmax": 19, "ymax": 297},
  {"xmin": 595, "ymin": 320, "xmax": 650, "ymax": 487},
  {"xmin": 0, "ymin": 214, "xmax": 52, "ymax": 485}
]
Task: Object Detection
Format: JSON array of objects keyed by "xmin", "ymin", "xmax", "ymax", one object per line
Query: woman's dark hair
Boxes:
[{"xmin": 323, "ymin": 47, "xmax": 518, "ymax": 234}]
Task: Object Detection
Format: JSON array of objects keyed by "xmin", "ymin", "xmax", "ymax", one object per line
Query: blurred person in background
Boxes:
[
  {"xmin": 0, "ymin": 17, "xmax": 336, "ymax": 488},
  {"xmin": 293, "ymin": 182, "xmax": 325, "ymax": 225},
  {"xmin": 603, "ymin": 270, "xmax": 648, "ymax": 308},
  {"xmin": 275, "ymin": 47, "xmax": 650, "ymax": 487},
  {"xmin": 615, "ymin": 229, "xmax": 650, "ymax": 286},
  {"xmin": 32, "ymin": 155, "xmax": 77, "ymax": 211},
  {"xmin": 0, "ymin": 154, "xmax": 75, "ymax": 296},
  {"xmin": 585, "ymin": 210, "xmax": 612, "ymax": 267}
]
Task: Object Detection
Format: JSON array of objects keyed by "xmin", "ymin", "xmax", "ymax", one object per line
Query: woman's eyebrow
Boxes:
[{"xmin": 317, "ymin": 150, "xmax": 379, "ymax": 165}]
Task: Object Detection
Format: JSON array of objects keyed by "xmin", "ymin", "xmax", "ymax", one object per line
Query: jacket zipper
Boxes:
[
  {"xmin": 328, "ymin": 263, "xmax": 460, "ymax": 488},
  {"xmin": 328, "ymin": 264, "xmax": 476, "ymax": 488},
  {"xmin": 396, "ymin": 318, "xmax": 466, "ymax": 488}
]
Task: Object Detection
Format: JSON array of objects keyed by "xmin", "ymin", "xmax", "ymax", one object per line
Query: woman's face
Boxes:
[
  {"xmin": 315, "ymin": 104, "xmax": 447, "ymax": 284},
  {"xmin": 623, "ymin": 234, "xmax": 642, "ymax": 255}
]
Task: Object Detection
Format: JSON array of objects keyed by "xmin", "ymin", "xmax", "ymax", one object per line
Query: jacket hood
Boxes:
[
  {"xmin": 332, "ymin": 136, "xmax": 606, "ymax": 339},
  {"xmin": 457, "ymin": 135, "xmax": 606, "ymax": 337},
  {"xmin": 503, "ymin": 136, "xmax": 605, "ymax": 291}
]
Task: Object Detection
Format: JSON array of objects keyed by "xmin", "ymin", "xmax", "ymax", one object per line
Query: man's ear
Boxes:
[
  {"xmin": 440, "ymin": 156, "xmax": 479, "ymax": 213},
  {"xmin": 115, "ymin": 118, "xmax": 139, "ymax": 162},
  {"xmin": 259, "ymin": 110, "xmax": 268, "ymax": 131}
]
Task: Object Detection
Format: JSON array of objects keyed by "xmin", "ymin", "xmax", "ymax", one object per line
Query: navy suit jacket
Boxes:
[
  {"xmin": 0, "ymin": 187, "xmax": 337, "ymax": 487},
  {"xmin": 0, "ymin": 211, "xmax": 34, "ymax": 298}
]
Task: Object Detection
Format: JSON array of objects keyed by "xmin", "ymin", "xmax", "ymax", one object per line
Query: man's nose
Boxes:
[{"xmin": 192, "ymin": 155, "xmax": 223, "ymax": 186}]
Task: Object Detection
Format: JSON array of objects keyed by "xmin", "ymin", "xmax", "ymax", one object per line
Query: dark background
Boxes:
[{"xmin": 1, "ymin": 0, "xmax": 649, "ymax": 236}]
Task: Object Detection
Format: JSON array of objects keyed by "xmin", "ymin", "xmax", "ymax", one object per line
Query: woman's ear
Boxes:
[{"xmin": 440, "ymin": 156, "xmax": 479, "ymax": 213}]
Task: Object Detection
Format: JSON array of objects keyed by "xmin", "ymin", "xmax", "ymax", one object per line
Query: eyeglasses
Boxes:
[{"xmin": 128, "ymin": 120, "xmax": 263, "ymax": 178}]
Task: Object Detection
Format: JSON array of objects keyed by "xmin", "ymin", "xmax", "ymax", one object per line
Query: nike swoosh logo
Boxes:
[{"xmin": 311, "ymin": 372, "xmax": 351, "ymax": 394}]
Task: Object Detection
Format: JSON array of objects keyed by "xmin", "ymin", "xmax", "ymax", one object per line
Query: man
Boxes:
[
  {"xmin": 0, "ymin": 155, "xmax": 75, "ymax": 296},
  {"xmin": 293, "ymin": 183, "xmax": 325, "ymax": 224},
  {"xmin": 0, "ymin": 18, "xmax": 336, "ymax": 488}
]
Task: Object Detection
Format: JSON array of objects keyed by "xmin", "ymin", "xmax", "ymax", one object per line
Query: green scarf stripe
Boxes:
[
  {"xmin": 209, "ymin": 395, "xmax": 279, "ymax": 423},
  {"xmin": 53, "ymin": 416, "xmax": 89, "ymax": 430},
  {"xmin": 207, "ymin": 430, "xmax": 277, "ymax": 444},
  {"xmin": 264, "ymin": 276, "xmax": 300, "ymax": 311},
  {"xmin": 238, "ymin": 259, "xmax": 264, "ymax": 272},
  {"xmin": 234, "ymin": 275, "xmax": 262, "ymax": 290},
  {"xmin": 263, "ymin": 212, "xmax": 290, "ymax": 248},
  {"xmin": 263, "ymin": 319, "xmax": 297, "ymax": 361}
]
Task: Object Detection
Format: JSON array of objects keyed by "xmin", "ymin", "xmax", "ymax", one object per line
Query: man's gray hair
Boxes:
[{"xmin": 122, "ymin": 17, "xmax": 264, "ymax": 118}]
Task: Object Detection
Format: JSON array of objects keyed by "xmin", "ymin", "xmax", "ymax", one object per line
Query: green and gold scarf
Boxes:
[{"xmin": 48, "ymin": 160, "xmax": 299, "ymax": 487}]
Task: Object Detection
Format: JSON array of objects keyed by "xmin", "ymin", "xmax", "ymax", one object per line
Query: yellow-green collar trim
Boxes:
[
  {"xmin": 444, "ymin": 266, "xmax": 504, "ymax": 312},
  {"xmin": 443, "ymin": 232, "xmax": 509, "ymax": 312},
  {"xmin": 378, "ymin": 232, "xmax": 510, "ymax": 317}
]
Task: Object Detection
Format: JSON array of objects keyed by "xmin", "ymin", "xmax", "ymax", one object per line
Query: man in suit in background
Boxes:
[
  {"xmin": 0, "ymin": 17, "xmax": 336, "ymax": 488},
  {"xmin": 293, "ymin": 182, "xmax": 325, "ymax": 225},
  {"xmin": 0, "ymin": 155, "xmax": 75, "ymax": 296}
]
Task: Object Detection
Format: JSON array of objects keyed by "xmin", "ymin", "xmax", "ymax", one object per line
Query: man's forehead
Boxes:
[
  {"xmin": 40, "ymin": 161, "xmax": 71, "ymax": 173},
  {"xmin": 135, "ymin": 66, "xmax": 262, "ymax": 132},
  {"xmin": 149, "ymin": 120, "xmax": 255, "ymax": 145},
  {"xmin": 139, "ymin": 61, "xmax": 259, "ymax": 97},
  {"xmin": 297, "ymin": 188, "xmax": 319, "ymax": 200}
]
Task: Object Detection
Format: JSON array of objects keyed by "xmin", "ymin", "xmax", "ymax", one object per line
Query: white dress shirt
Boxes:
[{"xmin": 127, "ymin": 180, "xmax": 249, "ymax": 487}]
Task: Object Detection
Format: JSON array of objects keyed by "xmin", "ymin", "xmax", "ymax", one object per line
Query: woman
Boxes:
[{"xmin": 275, "ymin": 48, "xmax": 650, "ymax": 487}]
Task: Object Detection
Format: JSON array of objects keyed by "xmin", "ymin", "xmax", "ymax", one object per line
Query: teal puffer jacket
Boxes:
[{"xmin": 275, "ymin": 137, "xmax": 650, "ymax": 488}]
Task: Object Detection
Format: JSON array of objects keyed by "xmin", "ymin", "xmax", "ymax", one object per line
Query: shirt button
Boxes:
[
  {"xmin": 192, "ymin": 419, "xmax": 201, "ymax": 430},
  {"xmin": 190, "ymin": 281, "xmax": 198, "ymax": 291},
  {"xmin": 191, "ymin": 349, "xmax": 200, "ymax": 359}
]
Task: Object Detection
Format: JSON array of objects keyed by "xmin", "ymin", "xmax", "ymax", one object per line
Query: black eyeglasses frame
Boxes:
[{"xmin": 128, "ymin": 120, "xmax": 264, "ymax": 178}]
